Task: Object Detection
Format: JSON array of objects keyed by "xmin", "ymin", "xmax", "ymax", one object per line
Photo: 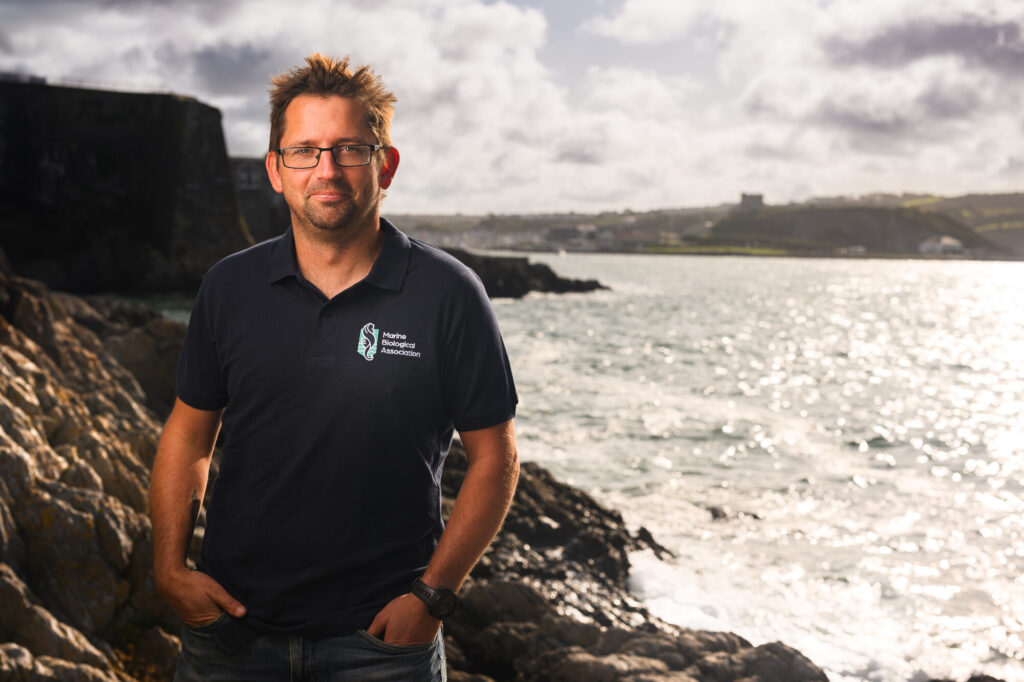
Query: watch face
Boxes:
[{"xmin": 434, "ymin": 592, "xmax": 458, "ymax": 618}]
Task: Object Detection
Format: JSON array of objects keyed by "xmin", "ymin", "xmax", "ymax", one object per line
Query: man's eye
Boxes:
[
  {"xmin": 293, "ymin": 148, "xmax": 315, "ymax": 156},
  {"xmin": 340, "ymin": 145, "xmax": 359, "ymax": 153}
]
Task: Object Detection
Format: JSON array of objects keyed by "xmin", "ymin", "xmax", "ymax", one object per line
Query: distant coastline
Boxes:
[
  {"xmin": 499, "ymin": 245, "xmax": 1024, "ymax": 261},
  {"xmin": 389, "ymin": 191, "xmax": 1024, "ymax": 262}
]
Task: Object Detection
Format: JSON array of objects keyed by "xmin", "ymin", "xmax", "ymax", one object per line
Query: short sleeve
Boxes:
[
  {"xmin": 175, "ymin": 277, "xmax": 228, "ymax": 410},
  {"xmin": 440, "ymin": 275, "xmax": 518, "ymax": 432}
]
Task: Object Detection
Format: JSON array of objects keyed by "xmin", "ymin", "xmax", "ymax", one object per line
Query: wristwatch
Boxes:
[{"xmin": 410, "ymin": 578, "xmax": 459, "ymax": 620}]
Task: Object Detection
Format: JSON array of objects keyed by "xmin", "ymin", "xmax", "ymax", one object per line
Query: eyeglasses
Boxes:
[{"xmin": 276, "ymin": 144, "xmax": 385, "ymax": 169}]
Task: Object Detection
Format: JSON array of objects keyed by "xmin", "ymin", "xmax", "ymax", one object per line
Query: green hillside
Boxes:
[
  {"xmin": 901, "ymin": 193, "xmax": 1024, "ymax": 256},
  {"xmin": 704, "ymin": 206, "xmax": 1002, "ymax": 256}
]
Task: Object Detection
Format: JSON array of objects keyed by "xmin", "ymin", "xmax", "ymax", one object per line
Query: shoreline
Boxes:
[
  {"xmin": 0, "ymin": 259, "xmax": 1008, "ymax": 682},
  {"xmin": 495, "ymin": 246, "xmax": 1024, "ymax": 262}
]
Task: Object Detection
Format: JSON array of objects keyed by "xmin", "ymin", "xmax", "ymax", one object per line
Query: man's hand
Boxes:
[
  {"xmin": 366, "ymin": 593, "xmax": 440, "ymax": 646},
  {"xmin": 156, "ymin": 566, "xmax": 247, "ymax": 627}
]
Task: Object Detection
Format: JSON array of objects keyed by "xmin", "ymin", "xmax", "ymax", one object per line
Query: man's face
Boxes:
[{"xmin": 266, "ymin": 95, "xmax": 397, "ymax": 236}]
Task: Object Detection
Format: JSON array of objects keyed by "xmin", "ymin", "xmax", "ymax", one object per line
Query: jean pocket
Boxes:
[
  {"xmin": 183, "ymin": 610, "xmax": 230, "ymax": 634},
  {"xmin": 355, "ymin": 629, "xmax": 437, "ymax": 654}
]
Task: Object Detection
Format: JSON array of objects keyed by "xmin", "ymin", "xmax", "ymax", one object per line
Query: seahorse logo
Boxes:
[{"xmin": 357, "ymin": 322, "xmax": 379, "ymax": 361}]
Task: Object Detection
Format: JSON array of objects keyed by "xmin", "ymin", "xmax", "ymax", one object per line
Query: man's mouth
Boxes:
[{"xmin": 309, "ymin": 189, "xmax": 349, "ymax": 202}]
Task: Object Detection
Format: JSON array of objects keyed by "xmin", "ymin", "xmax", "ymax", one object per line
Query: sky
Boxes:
[{"xmin": 2, "ymin": 0, "xmax": 1023, "ymax": 214}]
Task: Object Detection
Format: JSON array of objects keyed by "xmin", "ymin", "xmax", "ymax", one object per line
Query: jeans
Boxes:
[{"xmin": 174, "ymin": 612, "xmax": 446, "ymax": 681}]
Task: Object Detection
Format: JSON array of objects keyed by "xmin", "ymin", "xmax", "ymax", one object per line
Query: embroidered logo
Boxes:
[
  {"xmin": 355, "ymin": 322, "xmax": 423, "ymax": 361},
  {"xmin": 357, "ymin": 322, "xmax": 379, "ymax": 361}
]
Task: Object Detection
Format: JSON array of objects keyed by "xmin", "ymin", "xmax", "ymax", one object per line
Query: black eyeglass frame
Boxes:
[{"xmin": 275, "ymin": 144, "xmax": 386, "ymax": 169}]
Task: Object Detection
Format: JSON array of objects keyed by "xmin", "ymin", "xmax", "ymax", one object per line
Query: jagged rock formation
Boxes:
[
  {"xmin": 0, "ymin": 79, "xmax": 250, "ymax": 294},
  {"xmin": 0, "ymin": 263, "xmax": 176, "ymax": 680},
  {"xmin": 444, "ymin": 248, "xmax": 606, "ymax": 298},
  {"xmin": 440, "ymin": 446, "xmax": 827, "ymax": 682},
  {"xmin": 0, "ymin": 260, "xmax": 1002, "ymax": 682}
]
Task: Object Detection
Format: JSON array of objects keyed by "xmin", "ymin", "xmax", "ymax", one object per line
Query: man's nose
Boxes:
[{"xmin": 314, "ymin": 149, "xmax": 343, "ymax": 177}]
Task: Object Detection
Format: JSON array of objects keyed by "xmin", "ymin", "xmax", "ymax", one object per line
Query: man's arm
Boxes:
[
  {"xmin": 367, "ymin": 419, "xmax": 519, "ymax": 645},
  {"xmin": 150, "ymin": 398, "xmax": 246, "ymax": 626}
]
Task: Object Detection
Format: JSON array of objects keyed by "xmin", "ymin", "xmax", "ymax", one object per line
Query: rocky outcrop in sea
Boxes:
[
  {"xmin": 0, "ymin": 260, "xmax": 1004, "ymax": 682},
  {"xmin": 443, "ymin": 248, "xmax": 606, "ymax": 299}
]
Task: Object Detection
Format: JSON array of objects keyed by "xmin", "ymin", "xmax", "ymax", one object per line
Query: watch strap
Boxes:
[{"xmin": 410, "ymin": 577, "xmax": 458, "ymax": 619}]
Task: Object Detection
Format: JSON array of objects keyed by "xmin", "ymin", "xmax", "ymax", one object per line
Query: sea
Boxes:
[{"xmin": 487, "ymin": 253, "xmax": 1024, "ymax": 682}]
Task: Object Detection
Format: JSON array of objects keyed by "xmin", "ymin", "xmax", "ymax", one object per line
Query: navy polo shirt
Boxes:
[{"xmin": 175, "ymin": 218, "xmax": 517, "ymax": 635}]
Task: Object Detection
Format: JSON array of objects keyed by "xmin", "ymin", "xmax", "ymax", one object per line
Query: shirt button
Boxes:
[{"xmin": 324, "ymin": 310, "xmax": 333, "ymax": 317}]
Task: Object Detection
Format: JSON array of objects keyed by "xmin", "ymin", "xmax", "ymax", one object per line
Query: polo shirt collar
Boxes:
[
  {"xmin": 267, "ymin": 217, "xmax": 411, "ymax": 292},
  {"xmin": 364, "ymin": 218, "xmax": 411, "ymax": 292},
  {"xmin": 268, "ymin": 226, "xmax": 300, "ymax": 284}
]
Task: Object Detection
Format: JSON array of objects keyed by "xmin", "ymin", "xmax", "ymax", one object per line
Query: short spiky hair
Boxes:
[{"xmin": 268, "ymin": 53, "xmax": 397, "ymax": 151}]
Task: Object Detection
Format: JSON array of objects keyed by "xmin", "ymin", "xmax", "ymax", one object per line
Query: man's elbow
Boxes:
[{"xmin": 505, "ymin": 447, "xmax": 520, "ymax": 491}]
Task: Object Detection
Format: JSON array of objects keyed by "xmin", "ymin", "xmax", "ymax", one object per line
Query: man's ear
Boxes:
[
  {"xmin": 379, "ymin": 147, "xmax": 400, "ymax": 190},
  {"xmin": 266, "ymin": 151, "xmax": 284, "ymax": 194}
]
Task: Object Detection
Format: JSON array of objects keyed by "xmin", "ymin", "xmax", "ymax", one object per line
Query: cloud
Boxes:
[
  {"xmin": 825, "ymin": 17, "xmax": 1024, "ymax": 76},
  {"xmin": 2, "ymin": 0, "xmax": 1024, "ymax": 212},
  {"xmin": 1003, "ymin": 156, "xmax": 1024, "ymax": 175},
  {"xmin": 185, "ymin": 42, "xmax": 277, "ymax": 95},
  {"xmin": 582, "ymin": 1, "xmax": 710, "ymax": 44}
]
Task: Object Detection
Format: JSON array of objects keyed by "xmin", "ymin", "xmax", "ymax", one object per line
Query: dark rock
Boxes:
[
  {"xmin": 737, "ymin": 641, "xmax": 828, "ymax": 681},
  {"xmin": 15, "ymin": 484, "xmax": 133, "ymax": 634},
  {"xmin": 0, "ymin": 564, "xmax": 111, "ymax": 671},
  {"xmin": 448, "ymin": 672, "xmax": 498, "ymax": 682},
  {"xmin": 127, "ymin": 626, "xmax": 180, "ymax": 680},
  {"xmin": 0, "ymin": 80, "xmax": 249, "ymax": 294},
  {"xmin": 0, "ymin": 478, "xmax": 25, "ymax": 570},
  {"xmin": 519, "ymin": 646, "xmax": 704, "ymax": 682},
  {"xmin": 56, "ymin": 296, "xmax": 157, "ymax": 340},
  {"xmin": 96, "ymin": 316, "xmax": 185, "ymax": 419},
  {"xmin": 706, "ymin": 506, "xmax": 762, "ymax": 522},
  {"xmin": 444, "ymin": 248, "xmax": 606, "ymax": 298},
  {"xmin": 0, "ymin": 641, "xmax": 117, "ymax": 681}
]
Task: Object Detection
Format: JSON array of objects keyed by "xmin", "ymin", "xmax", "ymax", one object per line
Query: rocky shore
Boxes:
[
  {"xmin": 443, "ymin": 248, "xmax": 606, "ymax": 299},
  {"xmin": 0, "ymin": 260, "xmax": 1004, "ymax": 681}
]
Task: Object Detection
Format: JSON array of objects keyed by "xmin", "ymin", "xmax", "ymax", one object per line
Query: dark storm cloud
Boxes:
[
  {"xmin": 826, "ymin": 17, "xmax": 1024, "ymax": 75},
  {"xmin": 915, "ymin": 81, "xmax": 981, "ymax": 120},
  {"xmin": 193, "ymin": 43, "xmax": 275, "ymax": 93},
  {"xmin": 161, "ymin": 42, "xmax": 276, "ymax": 95},
  {"xmin": 811, "ymin": 77, "xmax": 983, "ymax": 139},
  {"xmin": 813, "ymin": 99, "xmax": 915, "ymax": 138}
]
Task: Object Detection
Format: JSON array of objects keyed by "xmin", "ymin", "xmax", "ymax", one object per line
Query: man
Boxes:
[{"xmin": 150, "ymin": 54, "xmax": 519, "ymax": 681}]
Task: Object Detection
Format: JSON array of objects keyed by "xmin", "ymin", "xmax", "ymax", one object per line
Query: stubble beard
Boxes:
[{"xmin": 297, "ymin": 185, "xmax": 378, "ymax": 238}]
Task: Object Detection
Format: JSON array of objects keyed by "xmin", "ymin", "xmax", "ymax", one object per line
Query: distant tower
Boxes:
[{"xmin": 738, "ymin": 193, "xmax": 764, "ymax": 212}]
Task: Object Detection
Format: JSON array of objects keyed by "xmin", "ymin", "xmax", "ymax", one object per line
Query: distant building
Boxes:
[
  {"xmin": 0, "ymin": 71, "xmax": 46, "ymax": 85},
  {"xmin": 919, "ymin": 235, "xmax": 963, "ymax": 255},
  {"xmin": 737, "ymin": 193, "xmax": 764, "ymax": 212}
]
